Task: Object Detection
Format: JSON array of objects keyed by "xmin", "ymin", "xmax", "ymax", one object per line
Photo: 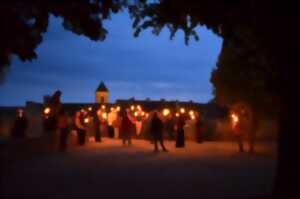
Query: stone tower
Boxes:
[{"xmin": 95, "ymin": 81, "xmax": 109, "ymax": 103}]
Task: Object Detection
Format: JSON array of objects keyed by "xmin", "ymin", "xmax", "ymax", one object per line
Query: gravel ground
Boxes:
[{"xmin": 1, "ymin": 138, "xmax": 276, "ymax": 199}]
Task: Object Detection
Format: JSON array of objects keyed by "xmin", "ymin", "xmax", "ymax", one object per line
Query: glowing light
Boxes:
[
  {"xmin": 175, "ymin": 113, "xmax": 180, "ymax": 117},
  {"xmin": 130, "ymin": 105, "xmax": 135, "ymax": 111},
  {"xmin": 191, "ymin": 115, "xmax": 196, "ymax": 120},
  {"xmin": 189, "ymin": 110, "xmax": 194, "ymax": 116},
  {"xmin": 231, "ymin": 113, "xmax": 239, "ymax": 123},
  {"xmin": 84, "ymin": 118, "xmax": 90, "ymax": 124},
  {"xmin": 134, "ymin": 111, "xmax": 138, "ymax": 117},
  {"xmin": 88, "ymin": 107, "xmax": 92, "ymax": 111},
  {"xmin": 145, "ymin": 113, "xmax": 149, "ymax": 118},
  {"xmin": 44, "ymin": 107, "xmax": 51, "ymax": 115},
  {"xmin": 137, "ymin": 105, "xmax": 142, "ymax": 111},
  {"xmin": 231, "ymin": 113, "xmax": 239, "ymax": 129},
  {"xmin": 101, "ymin": 105, "xmax": 106, "ymax": 110},
  {"xmin": 163, "ymin": 109, "xmax": 170, "ymax": 116},
  {"xmin": 180, "ymin": 108, "xmax": 185, "ymax": 114},
  {"xmin": 116, "ymin": 106, "xmax": 121, "ymax": 112},
  {"xmin": 102, "ymin": 112, "xmax": 107, "ymax": 119},
  {"xmin": 110, "ymin": 107, "xmax": 115, "ymax": 112},
  {"xmin": 141, "ymin": 111, "xmax": 145, "ymax": 116}
]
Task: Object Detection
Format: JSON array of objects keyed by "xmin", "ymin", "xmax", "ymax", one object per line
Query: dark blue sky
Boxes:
[{"xmin": 0, "ymin": 12, "xmax": 222, "ymax": 106}]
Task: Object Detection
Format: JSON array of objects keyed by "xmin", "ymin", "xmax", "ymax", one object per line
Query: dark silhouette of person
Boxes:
[
  {"xmin": 233, "ymin": 116, "xmax": 244, "ymax": 152},
  {"xmin": 57, "ymin": 109, "xmax": 69, "ymax": 152},
  {"xmin": 75, "ymin": 111, "xmax": 86, "ymax": 146},
  {"xmin": 11, "ymin": 109, "xmax": 28, "ymax": 138},
  {"xmin": 93, "ymin": 110, "xmax": 101, "ymax": 142},
  {"xmin": 49, "ymin": 90, "xmax": 62, "ymax": 114},
  {"xmin": 150, "ymin": 112, "xmax": 167, "ymax": 152},
  {"xmin": 120, "ymin": 110, "xmax": 134, "ymax": 146},
  {"xmin": 176, "ymin": 114, "xmax": 186, "ymax": 148},
  {"xmin": 43, "ymin": 90, "xmax": 63, "ymax": 150}
]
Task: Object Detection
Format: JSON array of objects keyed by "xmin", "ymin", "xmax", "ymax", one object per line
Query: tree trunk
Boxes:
[{"xmin": 273, "ymin": 101, "xmax": 299, "ymax": 198}]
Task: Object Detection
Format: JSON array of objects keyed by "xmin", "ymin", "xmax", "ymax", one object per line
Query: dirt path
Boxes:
[{"xmin": 1, "ymin": 139, "xmax": 276, "ymax": 199}]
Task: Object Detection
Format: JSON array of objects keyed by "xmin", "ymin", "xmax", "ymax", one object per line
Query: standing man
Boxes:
[
  {"xmin": 11, "ymin": 109, "xmax": 28, "ymax": 139},
  {"xmin": 231, "ymin": 113, "xmax": 244, "ymax": 152},
  {"xmin": 75, "ymin": 111, "xmax": 86, "ymax": 146},
  {"xmin": 94, "ymin": 109, "xmax": 101, "ymax": 142},
  {"xmin": 150, "ymin": 111, "xmax": 167, "ymax": 152},
  {"xmin": 43, "ymin": 90, "xmax": 63, "ymax": 151},
  {"xmin": 57, "ymin": 109, "xmax": 69, "ymax": 152},
  {"xmin": 175, "ymin": 114, "xmax": 186, "ymax": 148},
  {"xmin": 120, "ymin": 109, "xmax": 135, "ymax": 146}
]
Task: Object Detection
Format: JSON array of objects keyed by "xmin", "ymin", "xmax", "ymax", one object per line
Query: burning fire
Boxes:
[
  {"xmin": 163, "ymin": 109, "xmax": 170, "ymax": 116},
  {"xmin": 180, "ymin": 108, "xmax": 185, "ymax": 114},
  {"xmin": 102, "ymin": 112, "xmax": 107, "ymax": 119},
  {"xmin": 84, "ymin": 118, "xmax": 90, "ymax": 124},
  {"xmin": 44, "ymin": 107, "xmax": 51, "ymax": 115},
  {"xmin": 130, "ymin": 105, "xmax": 135, "ymax": 111},
  {"xmin": 231, "ymin": 113, "xmax": 239, "ymax": 123}
]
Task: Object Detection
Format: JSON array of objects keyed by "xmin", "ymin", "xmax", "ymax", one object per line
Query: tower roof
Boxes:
[{"xmin": 96, "ymin": 81, "xmax": 108, "ymax": 92}]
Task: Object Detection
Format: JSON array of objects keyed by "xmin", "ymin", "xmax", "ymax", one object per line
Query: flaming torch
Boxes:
[
  {"xmin": 130, "ymin": 105, "xmax": 135, "ymax": 111},
  {"xmin": 44, "ymin": 107, "xmax": 51, "ymax": 119},
  {"xmin": 230, "ymin": 113, "xmax": 239, "ymax": 128},
  {"xmin": 102, "ymin": 112, "xmax": 107, "ymax": 120},
  {"xmin": 84, "ymin": 117, "xmax": 90, "ymax": 124},
  {"xmin": 162, "ymin": 108, "xmax": 170, "ymax": 117},
  {"xmin": 180, "ymin": 108, "xmax": 186, "ymax": 114}
]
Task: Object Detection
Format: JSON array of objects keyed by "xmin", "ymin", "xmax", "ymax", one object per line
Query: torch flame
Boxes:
[
  {"xmin": 130, "ymin": 105, "xmax": 135, "ymax": 111},
  {"xmin": 102, "ymin": 112, "xmax": 107, "ymax": 119},
  {"xmin": 84, "ymin": 118, "xmax": 90, "ymax": 124},
  {"xmin": 163, "ymin": 109, "xmax": 170, "ymax": 116},
  {"xmin": 180, "ymin": 108, "xmax": 185, "ymax": 114},
  {"xmin": 44, "ymin": 107, "xmax": 51, "ymax": 115}
]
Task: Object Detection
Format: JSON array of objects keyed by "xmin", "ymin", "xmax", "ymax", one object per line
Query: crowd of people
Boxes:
[{"xmin": 10, "ymin": 90, "xmax": 206, "ymax": 153}]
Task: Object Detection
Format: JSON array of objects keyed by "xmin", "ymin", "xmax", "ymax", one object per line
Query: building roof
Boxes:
[{"xmin": 96, "ymin": 81, "xmax": 108, "ymax": 92}]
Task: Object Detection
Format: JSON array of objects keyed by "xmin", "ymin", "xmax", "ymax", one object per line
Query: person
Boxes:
[
  {"xmin": 94, "ymin": 110, "xmax": 101, "ymax": 142},
  {"xmin": 112, "ymin": 112, "xmax": 121, "ymax": 139},
  {"xmin": 175, "ymin": 114, "xmax": 186, "ymax": 148},
  {"xmin": 232, "ymin": 115, "xmax": 244, "ymax": 152},
  {"xmin": 120, "ymin": 109, "xmax": 135, "ymax": 146},
  {"xmin": 11, "ymin": 109, "xmax": 28, "ymax": 138},
  {"xmin": 43, "ymin": 90, "xmax": 63, "ymax": 151},
  {"xmin": 75, "ymin": 111, "xmax": 86, "ymax": 146},
  {"xmin": 57, "ymin": 109, "xmax": 69, "ymax": 152},
  {"xmin": 150, "ymin": 111, "xmax": 167, "ymax": 152},
  {"xmin": 107, "ymin": 108, "xmax": 116, "ymax": 138}
]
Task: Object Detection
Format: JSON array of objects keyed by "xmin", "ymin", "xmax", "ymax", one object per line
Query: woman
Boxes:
[
  {"xmin": 120, "ymin": 109, "xmax": 135, "ymax": 146},
  {"xmin": 75, "ymin": 111, "xmax": 86, "ymax": 146},
  {"xmin": 175, "ymin": 114, "xmax": 186, "ymax": 148},
  {"xmin": 57, "ymin": 109, "xmax": 69, "ymax": 151}
]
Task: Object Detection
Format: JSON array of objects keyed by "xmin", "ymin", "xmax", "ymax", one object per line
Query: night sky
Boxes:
[{"xmin": 0, "ymin": 12, "xmax": 222, "ymax": 106}]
